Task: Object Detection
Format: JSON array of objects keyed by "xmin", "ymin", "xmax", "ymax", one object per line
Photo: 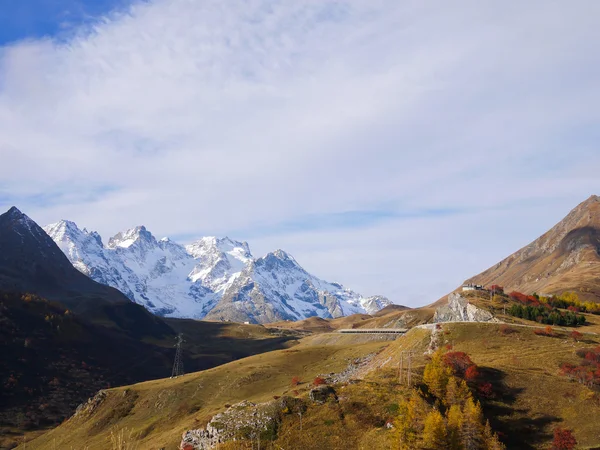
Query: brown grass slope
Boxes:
[
  {"xmin": 269, "ymin": 306, "xmax": 425, "ymax": 334},
  {"xmin": 23, "ymin": 320, "xmax": 600, "ymax": 450},
  {"xmin": 465, "ymin": 195, "xmax": 600, "ymax": 302},
  {"xmin": 367, "ymin": 323, "xmax": 600, "ymax": 449},
  {"xmin": 22, "ymin": 335, "xmax": 390, "ymax": 450}
]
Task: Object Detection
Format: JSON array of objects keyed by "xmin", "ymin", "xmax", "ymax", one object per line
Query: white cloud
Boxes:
[{"xmin": 1, "ymin": 0, "xmax": 599, "ymax": 305}]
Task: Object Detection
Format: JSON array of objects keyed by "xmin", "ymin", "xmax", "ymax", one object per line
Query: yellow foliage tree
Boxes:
[
  {"xmin": 483, "ymin": 420, "xmax": 505, "ymax": 450},
  {"xmin": 446, "ymin": 404, "xmax": 464, "ymax": 450},
  {"xmin": 461, "ymin": 397, "xmax": 485, "ymax": 450},
  {"xmin": 445, "ymin": 377, "xmax": 472, "ymax": 408},
  {"xmin": 423, "ymin": 350, "xmax": 453, "ymax": 400},
  {"xmin": 396, "ymin": 390, "xmax": 429, "ymax": 449},
  {"xmin": 422, "ymin": 409, "xmax": 448, "ymax": 449}
]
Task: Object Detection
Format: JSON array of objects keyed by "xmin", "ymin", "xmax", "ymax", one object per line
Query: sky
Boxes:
[{"xmin": 1, "ymin": 0, "xmax": 599, "ymax": 307}]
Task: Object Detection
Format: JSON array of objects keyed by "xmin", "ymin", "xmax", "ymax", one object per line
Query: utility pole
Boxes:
[
  {"xmin": 407, "ymin": 352, "xmax": 412, "ymax": 387},
  {"xmin": 171, "ymin": 334, "xmax": 185, "ymax": 378},
  {"xmin": 398, "ymin": 353, "xmax": 403, "ymax": 384},
  {"xmin": 399, "ymin": 351, "xmax": 414, "ymax": 387}
]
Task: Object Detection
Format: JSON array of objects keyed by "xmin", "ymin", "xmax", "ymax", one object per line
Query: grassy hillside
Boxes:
[
  {"xmin": 21, "ymin": 317, "xmax": 600, "ymax": 450},
  {"xmin": 0, "ymin": 292, "xmax": 300, "ymax": 449},
  {"xmin": 22, "ymin": 336, "xmax": 390, "ymax": 449},
  {"xmin": 270, "ymin": 307, "xmax": 434, "ymax": 333}
]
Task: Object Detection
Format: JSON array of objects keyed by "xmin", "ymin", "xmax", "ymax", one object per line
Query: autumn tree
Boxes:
[
  {"xmin": 552, "ymin": 427, "xmax": 577, "ymax": 450},
  {"xmin": 396, "ymin": 390, "xmax": 429, "ymax": 449},
  {"xmin": 424, "ymin": 350, "xmax": 453, "ymax": 399},
  {"xmin": 445, "ymin": 377, "xmax": 471, "ymax": 408},
  {"xmin": 446, "ymin": 404, "xmax": 464, "ymax": 450},
  {"xmin": 570, "ymin": 330, "xmax": 583, "ymax": 342},
  {"xmin": 313, "ymin": 377, "xmax": 326, "ymax": 386},
  {"xmin": 444, "ymin": 352, "xmax": 475, "ymax": 377},
  {"xmin": 483, "ymin": 420, "xmax": 505, "ymax": 450},
  {"xmin": 422, "ymin": 409, "xmax": 448, "ymax": 449},
  {"xmin": 465, "ymin": 365, "xmax": 480, "ymax": 381},
  {"xmin": 461, "ymin": 397, "xmax": 484, "ymax": 450}
]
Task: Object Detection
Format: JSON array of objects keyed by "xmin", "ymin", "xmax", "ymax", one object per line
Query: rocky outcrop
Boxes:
[
  {"xmin": 309, "ymin": 385, "xmax": 337, "ymax": 404},
  {"xmin": 180, "ymin": 397, "xmax": 306, "ymax": 449},
  {"xmin": 433, "ymin": 293, "xmax": 498, "ymax": 323},
  {"xmin": 73, "ymin": 390, "xmax": 107, "ymax": 419}
]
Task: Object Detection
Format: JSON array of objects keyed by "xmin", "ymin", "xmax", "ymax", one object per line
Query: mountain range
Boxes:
[{"xmin": 42, "ymin": 218, "xmax": 391, "ymax": 323}]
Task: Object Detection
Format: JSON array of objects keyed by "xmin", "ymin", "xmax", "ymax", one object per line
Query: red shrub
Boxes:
[
  {"xmin": 465, "ymin": 365, "xmax": 480, "ymax": 381},
  {"xmin": 489, "ymin": 285, "xmax": 504, "ymax": 294},
  {"xmin": 291, "ymin": 376, "xmax": 301, "ymax": 386},
  {"xmin": 534, "ymin": 326, "xmax": 554, "ymax": 337},
  {"xmin": 313, "ymin": 377, "xmax": 326, "ymax": 386},
  {"xmin": 570, "ymin": 330, "xmax": 583, "ymax": 342},
  {"xmin": 552, "ymin": 427, "xmax": 577, "ymax": 450},
  {"xmin": 499, "ymin": 324, "xmax": 516, "ymax": 336},
  {"xmin": 443, "ymin": 352, "xmax": 474, "ymax": 376}
]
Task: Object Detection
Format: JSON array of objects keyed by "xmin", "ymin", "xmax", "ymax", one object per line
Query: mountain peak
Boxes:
[
  {"xmin": 6, "ymin": 206, "xmax": 23, "ymax": 217},
  {"xmin": 1, "ymin": 206, "xmax": 39, "ymax": 233},
  {"xmin": 107, "ymin": 225, "xmax": 155, "ymax": 249},
  {"xmin": 272, "ymin": 249, "xmax": 293, "ymax": 260},
  {"xmin": 256, "ymin": 249, "xmax": 301, "ymax": 272},
  {"xmin": 464, "ymin": 195, "xmax": 600, "ymax": 301}
]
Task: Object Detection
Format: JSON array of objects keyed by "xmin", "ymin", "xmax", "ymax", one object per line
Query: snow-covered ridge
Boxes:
[{"xmin": 43, "ymin": 220, "xmax": 392, "ymax": 323}]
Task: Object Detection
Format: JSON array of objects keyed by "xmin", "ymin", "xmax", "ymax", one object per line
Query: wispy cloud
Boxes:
[{"xmin": 0, "ymin": 0, "xmax": 599, "ymax": 305}]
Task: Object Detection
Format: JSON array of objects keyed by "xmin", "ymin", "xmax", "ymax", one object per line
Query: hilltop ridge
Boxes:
[{"xmin": 464, "ymin": 195, "xmax": 600, "ymax": 301}]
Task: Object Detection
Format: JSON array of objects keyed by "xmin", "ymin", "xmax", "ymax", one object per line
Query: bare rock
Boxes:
[{"xmin": 433, "ymin": 293, "xmax": 498, "ymax": 323}]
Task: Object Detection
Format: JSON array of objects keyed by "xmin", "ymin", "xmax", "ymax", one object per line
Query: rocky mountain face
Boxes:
[
  {"xmin": 0, "ymin": 207, "xmax": 129, "ymax": 314},
  {"xmin": 465, "ymin": 195, "xmax": 600, "ymax": 301},
  {"xmin": 43, "ymin": 219, "xmax": 391, "ymax": 323},
  {"xmin": 433, "ymin": 293, "xmax": 497, "ymax": 323}
]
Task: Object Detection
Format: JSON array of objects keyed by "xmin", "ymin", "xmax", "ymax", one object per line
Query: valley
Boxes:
[{"xmin": 2, "ymin": 196, "xmax": 600, "ymax": 449}]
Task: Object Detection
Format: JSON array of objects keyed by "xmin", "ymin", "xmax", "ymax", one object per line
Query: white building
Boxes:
[{"xmin": 462, "ymin": 283, "xmax": 484, "ymax": 292}]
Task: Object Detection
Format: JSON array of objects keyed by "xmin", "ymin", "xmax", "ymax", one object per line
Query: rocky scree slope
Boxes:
[
  {"xmin": 465, "ymin": 195, "xmax": 600, "ymax": 302},
  {"xmin": 43, "ymin": 219, "xmax": 391, "ymax": 323}
]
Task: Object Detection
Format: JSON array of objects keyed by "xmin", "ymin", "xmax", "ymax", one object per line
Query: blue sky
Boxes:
[
  {"xmin": 0, "ymin": 0, "xmax": 133, "ymax": 45},
  {"xmin": 0, "ymin": 0, "xmax": 599, "ymax": 306}
]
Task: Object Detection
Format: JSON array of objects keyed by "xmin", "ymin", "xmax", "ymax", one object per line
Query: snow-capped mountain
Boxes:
[{"xmin": 43, "ymin": 220, "xmax": 392, "ymax": 323}]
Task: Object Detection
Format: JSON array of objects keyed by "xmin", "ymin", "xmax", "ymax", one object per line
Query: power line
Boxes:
[{"xmin": 171, "ymin": 333, "xmax": 185, "ymax": 378}]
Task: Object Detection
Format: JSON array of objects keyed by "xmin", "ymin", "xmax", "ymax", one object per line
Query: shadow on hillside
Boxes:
[
  {"xmin": 479, "ymin": 367, "xmax": 561, "ymax": 450},
  {"xmin": 480, "ymin": 367, "xmax": 523, "ymax": 404}
]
